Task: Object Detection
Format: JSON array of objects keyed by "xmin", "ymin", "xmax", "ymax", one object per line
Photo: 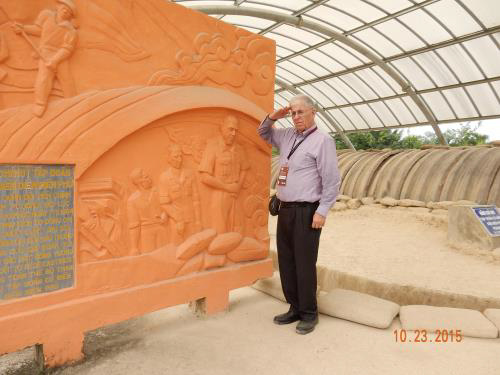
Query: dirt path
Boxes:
[
  {"xmin": 49, "ymin": 287, "xmax": 500, "ymax": 375},
  {"xmin": 269, "ymin": 205, "xmax": 500, "ymax": 300}
]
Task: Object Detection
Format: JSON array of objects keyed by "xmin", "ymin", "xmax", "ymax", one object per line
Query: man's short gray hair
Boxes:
[{"xmin": 289, "ymin": 94, "xmax": 315, "ymax": 108}]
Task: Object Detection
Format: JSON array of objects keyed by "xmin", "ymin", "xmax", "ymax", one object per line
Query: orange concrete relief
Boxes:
[{"xmin": 0, "ymin": 0, "xmax": 274, "ymax": 368}]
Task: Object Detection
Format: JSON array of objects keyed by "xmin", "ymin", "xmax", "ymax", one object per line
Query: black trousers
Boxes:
[{"xmin": 276, "ymin": 201, "xmax": 321, "ymax": 321}]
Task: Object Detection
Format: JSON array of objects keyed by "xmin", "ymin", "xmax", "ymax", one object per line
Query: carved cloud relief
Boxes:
[{"xmin": 149, "ymin": 31, "xmax": 274, "ymax": 97}]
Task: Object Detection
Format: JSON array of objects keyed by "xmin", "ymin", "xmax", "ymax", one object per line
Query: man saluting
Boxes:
[{"xmin": 258, "ymin": 94, "xmax": 340, "ymax": 335}]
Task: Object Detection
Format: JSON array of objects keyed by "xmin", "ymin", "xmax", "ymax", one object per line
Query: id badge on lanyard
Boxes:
[
  {"xmin": 277, "ymin": 163, "xmax": 289, "ymax": 186},
  {"xmin": 278, "ymin": 127, "xmax": 317, "ymax": 188}
]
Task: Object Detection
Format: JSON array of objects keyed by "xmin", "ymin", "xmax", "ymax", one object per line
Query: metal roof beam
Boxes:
[
  {"xmin": 339, "ymin": 114, "xmax": 500, "ymax": 134},
  {"xmin": 275, "ymin": 78, "xmax": 356, "ymax": 150},
  {"xmin": 277, "ymin": 25, "xmax": 500, "ymax": 67},
  {"xmin": 193, "ymin": 4, "xmax": 447, "ymax": 144},
  {"xmin": 314, "ymin": 76, "xmax": 500, "ymax": 111},
  {"xmin": 257, "ymin": 0, "xmax": 328, "ymax": 35},
  {"xmin": 348, "ymin": 0, "xmax": 440, "ymax": 35}
]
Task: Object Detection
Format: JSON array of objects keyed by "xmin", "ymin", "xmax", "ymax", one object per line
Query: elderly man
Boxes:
[
  {"xmin": 258, "ymin": 95, "xmax": 340, "ymax": 335},
  {"xmin": 199, "ymin": 115, "xmax": 249, "ymax": 234},
  {"xmin": 12, "ymin": 0, "xmax": 78, "ymax": 117}
]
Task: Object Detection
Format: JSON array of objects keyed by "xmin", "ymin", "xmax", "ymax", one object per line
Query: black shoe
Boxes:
[
  {"xmin": 295, "ymin": 317, "xmax": 318, "ymax": 335},
  {"xmin": 273, "ymin": 310, "xmax": 301, "ymax": 325}
]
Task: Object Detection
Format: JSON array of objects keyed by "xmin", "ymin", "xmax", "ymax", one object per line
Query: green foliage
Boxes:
[
  {"xmin": 398, "ymin": 135, "xmax": 424, "ymax": 149},
  {"xmin": 443, "ymin": 123, "xmax": 489, "ymax": 146},
  {"xmin": 335, "ymin": 129, "xmax": 407, "ymax": 150},
  {"xmin": 335, "ymin": 123, "xmax": 488, "ymax": 150}
]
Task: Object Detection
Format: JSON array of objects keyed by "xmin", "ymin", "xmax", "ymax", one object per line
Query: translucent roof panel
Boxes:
[
  {"xmin": 355, "ymin": 104, "xmax": 385, "ymax": 128},
  {"xmin": 327, "ymin": 0, "xmax": 386, "ymax": 23},
  {"xmin": 373, "ymin": 19, "xmax": 426, "ymax": 52},
  {"xmin": 173, "ymin": 0, "xmax": 500, "ymax": 135},
  {"xmin": 353, "ymin": 28, "xmax": 403, "ymax": 57},
  {"xmin": 306, "ymin": 5, "xmax": 363, "ymax": 31},
  {"xmin": 397, "ymin": 9, "xmax": 452, "ymax": 44},
  {"xmin": 426, "ymin": 0, "xmax": 482, "ymax": 35},
  {"xmin": 465, "ymin": 84, "xmax": 500, "ymax": 116},
  {"xmin": 462, "ymin": 37, "xmax": 500, "ymax": 78},
  {"xmin": 460, "ymin": 0, "xmax": 500, "ymax": 28},
  {"xmin": 442, "ymin": 88, "xmax": 480, "ymax": 119}
]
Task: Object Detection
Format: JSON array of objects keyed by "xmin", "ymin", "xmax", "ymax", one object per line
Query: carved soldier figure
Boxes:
[
  {"xmin": 11, "ymin": 0, "xmax": 78, "ymax": 117},
  {"xmin": 127, "ymin": 168, "xmax": 167, "ymax": 254},
  {"xmin": 159, "ymin": 144, "xmax": 202, "ymax": 244},
  {"xmin": 199, "ymin": 115, "xmax": 249, "ymax": 234}
]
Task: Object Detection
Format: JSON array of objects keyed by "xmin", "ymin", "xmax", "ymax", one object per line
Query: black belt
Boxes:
[{"xmin": 280, "ymin": 201, "xmax": 319, "ymax": 208}]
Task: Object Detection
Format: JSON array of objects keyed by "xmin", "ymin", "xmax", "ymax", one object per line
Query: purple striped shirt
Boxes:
[{"xmin": 258, "ymin": 116, "xmax": 341, "ymax": 217}]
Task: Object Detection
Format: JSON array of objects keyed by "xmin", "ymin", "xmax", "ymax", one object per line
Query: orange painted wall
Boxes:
[{"xmin": 0, "ymin": 0, "xmax": 275, "ymax": 367}]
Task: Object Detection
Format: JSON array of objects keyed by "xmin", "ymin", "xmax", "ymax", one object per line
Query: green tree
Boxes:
[
  {"xmin": 444, "ymin": 123, "xmax": 488, "ymax": 146},
  {"xmin": 336, "ymin": 129, "xmax": 405, "ymax": 150},
  {"xmin": 399, "ymin": 135, "xmax": 425, "ymax": 149},
  {"xmin": 335, "ymin": 123, "xmax": 488, "ymax": 150}
]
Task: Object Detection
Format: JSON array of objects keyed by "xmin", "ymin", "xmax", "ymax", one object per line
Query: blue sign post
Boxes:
[{"xmin": 472, "ymin": 206, "xmax": 500, "ymax": 237}]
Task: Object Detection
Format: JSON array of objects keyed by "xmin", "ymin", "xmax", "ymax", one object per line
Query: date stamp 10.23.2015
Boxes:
[{"xmin": 394, "ymin": 329, "xmax": 463, "ymax": 343}]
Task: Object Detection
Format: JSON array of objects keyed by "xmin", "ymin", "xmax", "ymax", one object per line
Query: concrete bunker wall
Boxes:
[{"xmin": 272, "ymin": 146, "xmax": 500, "ymax": 206}]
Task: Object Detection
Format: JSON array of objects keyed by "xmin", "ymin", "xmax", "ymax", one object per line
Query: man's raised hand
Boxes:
[{"xmin": 269, "ymin": 106, "xmax": 290, "ymax": 121}]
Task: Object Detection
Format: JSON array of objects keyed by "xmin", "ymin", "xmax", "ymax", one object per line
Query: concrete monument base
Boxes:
[{"xmin": 0, "ymin": 259, "xmax": 272, "ymax": 368}]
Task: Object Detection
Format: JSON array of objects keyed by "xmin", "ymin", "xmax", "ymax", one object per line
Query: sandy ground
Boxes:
[
  {"xmin": 2, "ymin": 205, "xmax": 500, "ymax": 374},
  {"xmin": 269, "ymin": 205, "xmax": 500, "ymax": 300},
  {"xmin": 28, "ymin": 287, "xmax": 500, "ymax": 375}
]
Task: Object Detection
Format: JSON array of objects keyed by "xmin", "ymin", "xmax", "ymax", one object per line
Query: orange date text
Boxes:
[{"xmin": 393, "ymin": 329, "xmax": 463, "ymax": 343}]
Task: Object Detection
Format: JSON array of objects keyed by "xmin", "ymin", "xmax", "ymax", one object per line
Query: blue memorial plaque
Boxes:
[
  {"xmin": 0, "ymin": 164, "xmax": 74, "ymax": 300},
  {"xmin": 472, "ymin": 206, "xmax": 500, "ymax": 237}
]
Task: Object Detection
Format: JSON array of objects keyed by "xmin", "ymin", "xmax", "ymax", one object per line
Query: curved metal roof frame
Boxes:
[{"xmin": 173, "ymin": 0, "xmax": 500, "ymax": 147}]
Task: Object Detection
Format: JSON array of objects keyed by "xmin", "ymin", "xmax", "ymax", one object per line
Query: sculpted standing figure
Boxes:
[
  {"xmin": 127, "ymin": 168, "xmax": 167, "ymax": 255},
  {"xmin": 11, "ymin": 0, "xmax": 78, "ymax": 117},
  {"xmin": 199, "ymin": 115, "xmax": 249, "ymax": 234},
  {"xmin": 258, "ymin": 95, "xmax": 340, "ymax": 335},
  {"xmin": 159, "ymin": 144, "xmax": 202, "ymax": 244}
]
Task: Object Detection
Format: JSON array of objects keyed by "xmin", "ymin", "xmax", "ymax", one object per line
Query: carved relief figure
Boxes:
[
  {"xmin": 11, "ymin": 0, "xmax": 78, "ymax": 117},
  {"xmin": 199, "ymin": 115, "xmax": 249, "ymax": 234},
  {"xmin": 159, "ymin": 144, "xmax": 202, "ymax": 245},
  {"xmin": 79, "ymin": 200, "xmax": 122, "ymax": 261},
  {"xmin": 127, "ymin": 168, "xmax": 167, "ymax": 254}
]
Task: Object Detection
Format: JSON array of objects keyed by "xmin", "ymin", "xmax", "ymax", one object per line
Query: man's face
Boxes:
[
  {"xmin": 57, "ymin": 5, "xmax": 73, "ymax": 21},
  {"xmin": 136, "ymin": 170, "xmax": 152, "ymax": 190},
  {"xmin": 168, "ymin": 147, "xmax": 182, "ymax": 169},
  {"xmin": 221, "ymin": 118, "xmax": 238, "ymax": 145},
  {"xmin": 290, "ymin": 99, "xmax": 315, "ymax": 133}
]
